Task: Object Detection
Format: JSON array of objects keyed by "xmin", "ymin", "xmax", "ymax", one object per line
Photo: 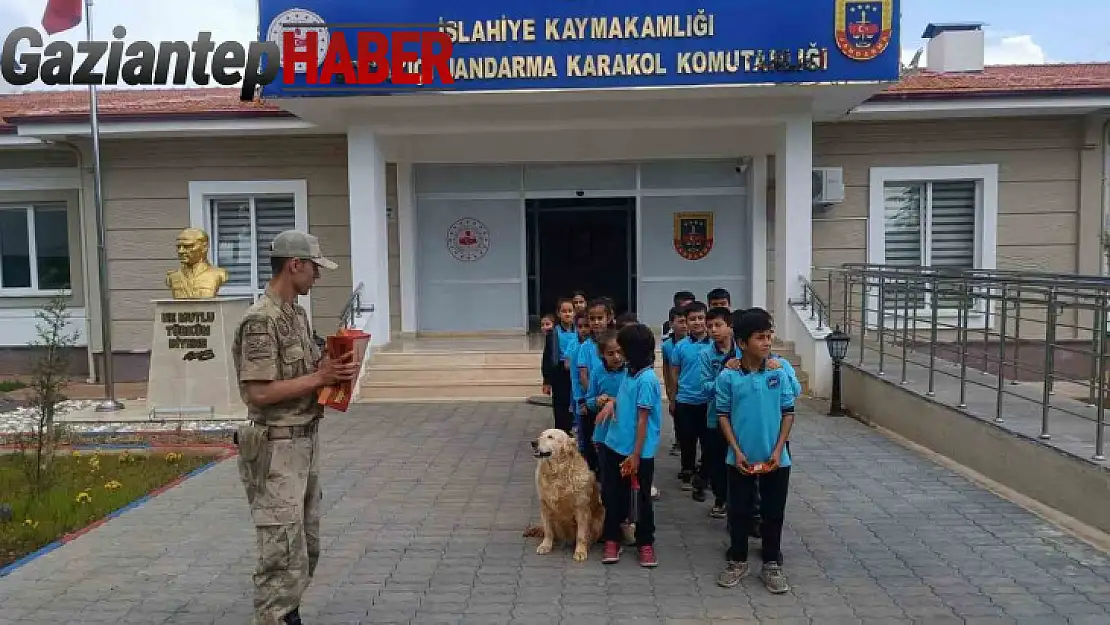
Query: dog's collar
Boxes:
[{"xmin": 533, "ymin": 450, "xmax": 553, "ymax": 458}]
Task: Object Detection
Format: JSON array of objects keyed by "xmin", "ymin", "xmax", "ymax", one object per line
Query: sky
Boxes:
[{"xmin": 0, "ymin": 0, "xmax": 1108, "ymax": 91}]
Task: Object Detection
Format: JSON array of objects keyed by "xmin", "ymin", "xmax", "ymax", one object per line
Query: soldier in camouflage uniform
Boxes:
[{"xmin": 232, "ymin": 230, "xmax": 360, "ymax": 625}]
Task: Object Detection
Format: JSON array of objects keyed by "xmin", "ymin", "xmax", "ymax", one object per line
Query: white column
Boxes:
[
  {"xmin": 347, "ymin": 126, "xmax": 391, "ymax": 346},
  {"xmin": 749, "ymin": 155, "xmax": 769, "ymax": 310},
  {"xmin": 396, "ymin": 162, "xmax": 418, "ymax": 334},
  {"xmin": 774, "ymin": 115, "xmax": 814, "ymax": 342}
]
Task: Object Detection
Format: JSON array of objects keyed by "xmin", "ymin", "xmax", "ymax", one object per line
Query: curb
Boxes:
[
  {"xmin": 1, "ymin": 442, "xmax": 237, "ymax": 453},
  {"xmin": 0, "ymin": 449, "xmax": 236, "ymax": 578},
  {"xmin": 0, "ymin": 430, "xmax": 237, "ymax": 451}
]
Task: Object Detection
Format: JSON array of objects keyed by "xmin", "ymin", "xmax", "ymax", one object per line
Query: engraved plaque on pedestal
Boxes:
[{"xmin": 146, "ymin": 297, "xmax": 252, "ymax": 417}]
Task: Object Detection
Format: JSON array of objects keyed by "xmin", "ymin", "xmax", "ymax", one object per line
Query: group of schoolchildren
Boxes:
[{"xmin": 539, "ymin": 288, "xmax": 801, "ymax": 594}]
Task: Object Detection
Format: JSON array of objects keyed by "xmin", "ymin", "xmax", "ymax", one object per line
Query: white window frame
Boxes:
[
  {"xmin": 867, "ymin": 164, "xmax": 999, "ymax": 330},
  {"xmin": 0, "ymin": 203, "xmax": 73, "ymax": 297},
  {"xmin": 187, "ymin": 180, "xmax": 311, "ymax": 317}
]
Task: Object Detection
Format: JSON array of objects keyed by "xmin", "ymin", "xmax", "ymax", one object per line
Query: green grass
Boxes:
[
  {"xmin": 0, "ymin": 450, "xmax": 215, "ymax": 568},
  {"xmin": 0, "ymin": 380, "xmax": 27, "ymax": 393}
]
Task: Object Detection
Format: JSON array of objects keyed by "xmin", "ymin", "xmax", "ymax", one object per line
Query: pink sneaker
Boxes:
[
  {"xmin": 603, "ymin": 541, "xmax": 622, "ymax": 564},
  {"xmin": 638, "ymin": 545, "xmax": 658, "ymax": 568}
]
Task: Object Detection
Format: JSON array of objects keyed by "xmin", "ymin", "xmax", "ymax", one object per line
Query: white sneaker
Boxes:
[{"xmin": 650, "ymin": 485, "xmax": 660, "ymax": 499}]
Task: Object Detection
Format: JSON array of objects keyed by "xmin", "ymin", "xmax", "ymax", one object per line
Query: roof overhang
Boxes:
[
  {"xmin": 10, "ymin": 114, "xmax": 335, "ymax": 140},
  {"xmin": 4, "ymin": 85, "xmax": 1110, "ymax": 139},
  {"xmin": 848, "ymin": 94, "xmax": 1110, "ymax": 120},
  {"xmin": 269, "ymin": 81, "xmax": 891, "ymax": 130}
]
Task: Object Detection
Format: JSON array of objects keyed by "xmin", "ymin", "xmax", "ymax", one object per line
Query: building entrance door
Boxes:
[{"xmin": 526, "ymin": 197, "xmax": 636, "ymax": 329}]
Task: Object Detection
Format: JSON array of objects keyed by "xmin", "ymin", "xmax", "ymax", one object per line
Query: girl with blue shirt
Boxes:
[
  {"xmin": 571, "ymin": 290, "xmax": 588, "ymax": 314},
  {"xmin": 585, "ymin": 328, "xmax": 624, "ymax": 478},
  {"xmin": 577, "ymin": 300, "xmax": 615, "ymax": 471},
  {"xmin": 595, "ymin": 323, "xmax": 663, "ymax": 568},
  {"xmin": 540, "ymin": 298, "xmax": 577, "ymax": 434}
]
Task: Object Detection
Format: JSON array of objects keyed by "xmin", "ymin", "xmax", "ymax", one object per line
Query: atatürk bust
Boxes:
[{"xmin": 166, "ymin": 228, "xmax": 228, "ymax": 299}]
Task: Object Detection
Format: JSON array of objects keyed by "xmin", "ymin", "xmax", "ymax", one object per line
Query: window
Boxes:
[
  {"xmin": 868, "ymin": 165, "xmax": 998, "ymax": 323},
  {"xmin": 883, "ymin": 180, "xmax": 977, "ymax": 309},
  {"xmin": 188, "ymin": 180, "xmax": 309, "ymax": 307},
  {"xmin": 0, "ymin": 203, "xmax": 71, "ymax": 294},
  {"xmin": 209, "ymin": 195, "xmax": 297, "ymax": 295}
]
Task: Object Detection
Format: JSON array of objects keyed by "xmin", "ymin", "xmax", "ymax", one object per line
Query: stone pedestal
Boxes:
[{"xmin": 146, "ymin": 297, "xmax": 252, "ymax": 418}]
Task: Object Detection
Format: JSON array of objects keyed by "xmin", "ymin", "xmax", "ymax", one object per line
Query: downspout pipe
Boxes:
[
  {"xmin": 1102, "ymin": 117, "xmax": 1110, "ymax": 277},
  {"xmin": 45, "ymin": 139, "xmax": 98, "ymax": 383}
]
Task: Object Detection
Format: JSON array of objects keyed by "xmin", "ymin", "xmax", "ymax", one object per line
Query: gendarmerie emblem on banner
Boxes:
[
  {"xmin": 266, "ymin": 8, "xmax": 330, "ymax": 74},
  {"xmin": 446, "ymin": 217, "xmax": 491, "ymax": 262},
  {"xmin": 835, "ymin": 0, "xmax": 893, "ymax": 61},
  {"xmin": 673, "ymin": 212, "xmax": 714, "ymax": 261}
]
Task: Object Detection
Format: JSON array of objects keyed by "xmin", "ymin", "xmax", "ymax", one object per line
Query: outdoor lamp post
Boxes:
[{"xmin": 826, "ymin": 326, "xmax": 851, "ymax": 416}]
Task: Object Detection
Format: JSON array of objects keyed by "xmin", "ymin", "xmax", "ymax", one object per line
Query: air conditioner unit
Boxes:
[{"xmin": 812, "ymin": 167, "xmax": 845, "ymax": 205}]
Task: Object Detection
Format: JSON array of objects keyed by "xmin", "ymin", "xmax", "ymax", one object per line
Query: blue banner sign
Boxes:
[{"xmin": 258, "ymin": 0, "xmax": 900, "ymax": 97}]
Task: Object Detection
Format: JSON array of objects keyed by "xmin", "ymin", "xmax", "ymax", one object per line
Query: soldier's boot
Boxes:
[{"xmin": 283, "ymin": 608, "xmax": 303, "ymax": 625}]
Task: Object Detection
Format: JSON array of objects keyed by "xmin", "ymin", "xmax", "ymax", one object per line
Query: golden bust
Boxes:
[{"xmin": 166, "ymin": 228, "xmax": 228, "ymax": 299}]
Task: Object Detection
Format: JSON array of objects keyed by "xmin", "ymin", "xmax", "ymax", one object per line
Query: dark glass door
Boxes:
[{"xmin": 526, "ymin": 197, "xmax": 635, "ymax": 327}]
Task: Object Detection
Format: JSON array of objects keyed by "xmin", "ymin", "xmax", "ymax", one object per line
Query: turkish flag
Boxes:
[{"xmin": 42, "ymin": 0, "xmax": 83, "ymax": 35}]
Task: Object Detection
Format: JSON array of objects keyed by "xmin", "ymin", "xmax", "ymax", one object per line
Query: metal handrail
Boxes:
[
  {"xmin": 338, "ymin": 282, "xmax": 367, "ymax": 331},
  {"xmin": 817, "ymin": 264, "xmax": 1110, "ymax": 462},
  {"xmin": 840, "ymin": 263, "xmax": 1110, "ymax": 290},
  {"xmin": 796, "ymin": 275, "xmax": 832, "ymax": 332}
]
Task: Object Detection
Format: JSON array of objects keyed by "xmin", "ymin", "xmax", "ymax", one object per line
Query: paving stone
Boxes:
[{"xmin": 2, "ymin": 402, "xmax": 1110, "ymax": 624}]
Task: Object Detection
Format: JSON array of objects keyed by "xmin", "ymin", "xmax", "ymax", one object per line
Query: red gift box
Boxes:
[{"xmin": 316, "ymin": 328, "xmax": 371, "ymax": 412}]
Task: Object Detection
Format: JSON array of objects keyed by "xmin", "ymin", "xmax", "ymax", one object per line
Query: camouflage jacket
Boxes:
[{"xmin": 232, "ymin": 288, "xmax": 323, "ymax": 427}]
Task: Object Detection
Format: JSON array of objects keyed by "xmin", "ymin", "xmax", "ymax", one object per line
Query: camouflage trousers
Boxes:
[{"xmin": 237, "ymin": 423, "xmax": 322, "ymax": 625}]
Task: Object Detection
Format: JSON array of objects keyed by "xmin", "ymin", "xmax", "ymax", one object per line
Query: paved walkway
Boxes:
[{"xmin": 3, "ymin": 403, "xmax": 1110, "ymax": 624}]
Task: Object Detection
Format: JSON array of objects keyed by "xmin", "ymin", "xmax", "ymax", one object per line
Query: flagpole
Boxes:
[{"xmin": 86, "ymin": 0, "xmax": 122, "ymax": 412}]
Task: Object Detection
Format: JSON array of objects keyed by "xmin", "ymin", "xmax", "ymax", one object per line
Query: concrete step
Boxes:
[
  {"xmin": 359, "ymin": 379, "xmax": 539, "ymax": 401},
  {"xmin": 366, "ymin": 363, "xmax": 541, "ymax": 384},
  {"xmin": 370, "ymin": 350, "xmax": 540, "ymax": 367},
  {"xmin": 358, "ymin": 343, "xmax": 810, "ymax": 402}
]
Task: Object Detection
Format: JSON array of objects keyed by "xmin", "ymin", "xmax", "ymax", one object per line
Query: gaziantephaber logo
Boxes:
[
  {"xmin": 279, "ymin": 29, "xmax": 454, "ymax": 90},
  {"xmin": 266, "ymin": 8, "xmax": 454, "ymax": 96},
  {"xmin": 1, "ymin": 14, "xmax": 454, "ymax": 101}
]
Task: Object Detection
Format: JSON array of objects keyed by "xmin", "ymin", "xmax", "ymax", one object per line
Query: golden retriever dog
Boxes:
[{"xmin": 529, "ymin": 428, "xmax": 604, "ymax": 561}]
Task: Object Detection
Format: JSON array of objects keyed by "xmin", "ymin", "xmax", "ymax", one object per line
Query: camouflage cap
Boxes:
[{"xmin": 270, "ymin": 230, "xmax": 338, "ymax": 269}]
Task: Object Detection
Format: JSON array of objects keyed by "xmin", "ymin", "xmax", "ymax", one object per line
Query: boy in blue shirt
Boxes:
[
  {"xmin": 661, "ymin": 290, "xmax": 695, "ymax": 342},
  {"xmin": 715, "ymin": 311, "xmax": 796, "ymax": 594},
  {"xmin": 730, "ymin": 308, "xmax": 800, "ymax": 539},
  {"xmin": 669, "ymin": 301, "xmax": 712, "ymax": 493},
  {"xmin": 743, "ymin": 308, "xmax": 802, "ymax": 397},
  {"xmin": 661, "ymin": 306, "xmax": 688, "ymax": 457},
  {"xmin": 567, "ymin": 311, "xmax": 591, "ymax": 434},
  {"xmin": 707, "ymin": 287, "xmax": 731, "ymax": 311},
  {"xmin": 696, "ymin": 307, "xmax": 741, "ymax": 516},
  {"xmin": 700, "ymin": 308, "xmax": 785, "ymax": 518},
  {"xmin": 718, "ymin": 309, "xmax": 791, "ymax": 538},
  {"xmin": 595, "ymin": 323, "xmax": 663, "ymax": 568}
]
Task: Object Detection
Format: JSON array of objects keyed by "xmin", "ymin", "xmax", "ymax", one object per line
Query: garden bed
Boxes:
[{"xmin": 0, "ymin": 449, "xmax": 223, "ymax": 569}]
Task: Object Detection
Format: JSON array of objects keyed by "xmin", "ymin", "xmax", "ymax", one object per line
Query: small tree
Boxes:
[{"xmin": 22, "ymin": 294, "xmax": 79, "ymax": 491}]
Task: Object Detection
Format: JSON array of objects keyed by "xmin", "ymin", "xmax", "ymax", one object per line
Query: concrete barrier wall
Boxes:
[
  {"xmin": 787, "ymin": 304, "xmax": 832, "ymax": 398},
  {"xmin": 842, "ymin": 365, "xmax": 1110, "ymax": 534}
]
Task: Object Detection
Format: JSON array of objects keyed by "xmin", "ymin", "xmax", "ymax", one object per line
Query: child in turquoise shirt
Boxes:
[{"xmin": 596, "ymin": 323, "xmax": 663, "ymax": 568}]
